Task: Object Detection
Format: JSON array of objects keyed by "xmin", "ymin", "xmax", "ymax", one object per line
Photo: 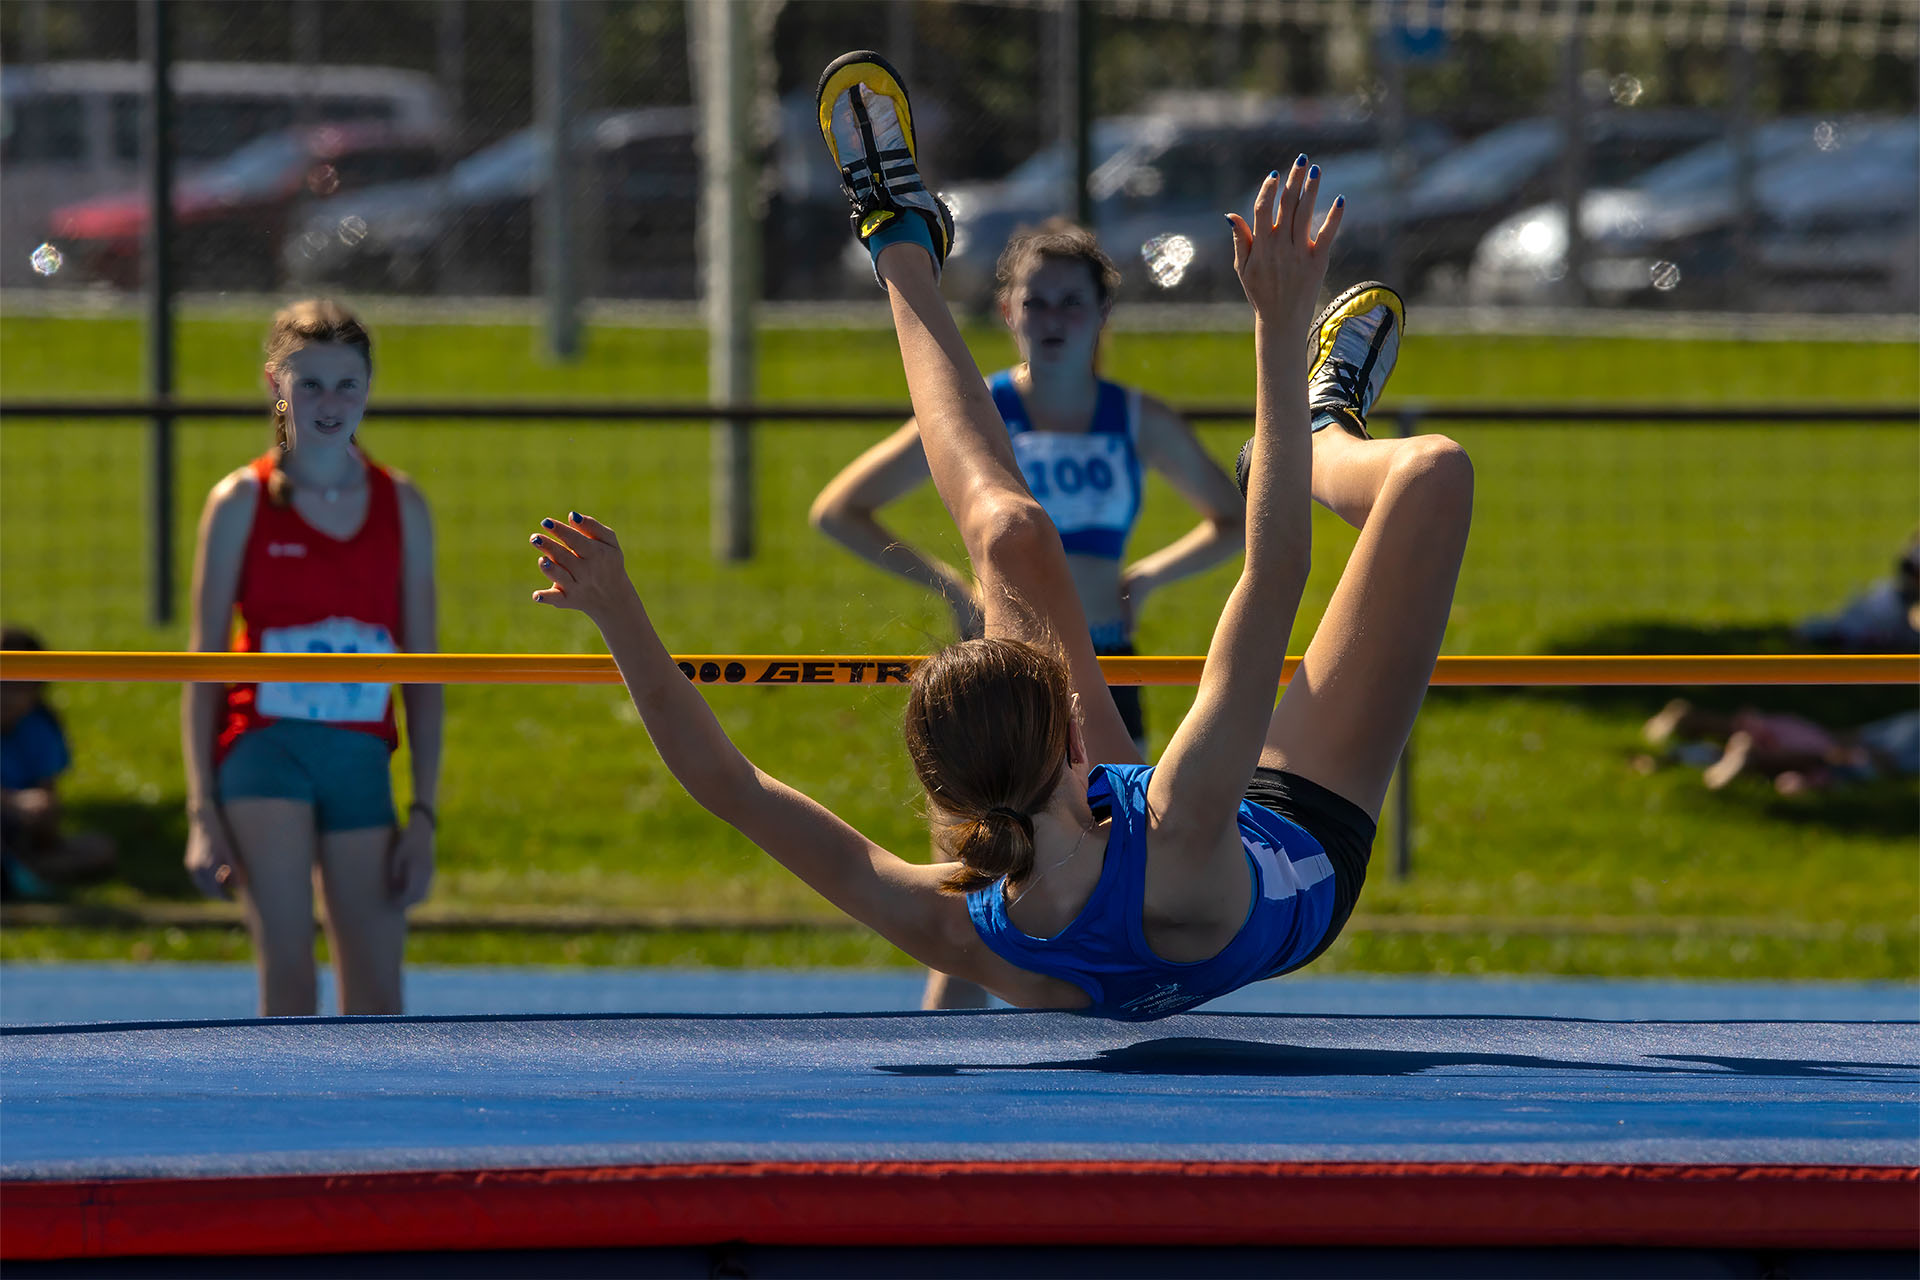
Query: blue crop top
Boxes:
[
  {"xmin": 988, "ymin": 369, "xmax": 1144, "ymax": 561},
  {"xmin": 966, "ymin": 762, "xmax": 1338, "ymax": 1021}
]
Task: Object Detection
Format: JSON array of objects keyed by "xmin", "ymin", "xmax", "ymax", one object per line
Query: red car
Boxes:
[{"xmin": 49, "ymin": 123, "xmax": 443, "ymax": 289}]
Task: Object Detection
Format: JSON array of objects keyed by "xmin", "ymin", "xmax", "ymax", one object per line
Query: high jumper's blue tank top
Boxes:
[
  {"xmin": 966, "ymin": 762, "xmax": 1338, "ymax": 1021},
  {"xmin": 988, "ymin": 370, "xmax": 1143, "ymax": 562}
]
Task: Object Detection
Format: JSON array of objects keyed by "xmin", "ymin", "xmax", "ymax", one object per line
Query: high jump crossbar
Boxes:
[{"xmin": 1, "ymin": 653, "xmax": 1911, "ymax": 687}]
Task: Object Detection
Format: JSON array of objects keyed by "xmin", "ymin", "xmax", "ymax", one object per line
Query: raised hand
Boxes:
[
  {"xmin": 1225, "ymin": 155, "xmax": 1343, "ymax": 323},
  {"xmin": 528, "ymin": 512, "xmax": 637, "ymax": 620}
]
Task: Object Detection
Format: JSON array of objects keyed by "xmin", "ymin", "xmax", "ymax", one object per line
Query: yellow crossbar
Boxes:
[{"xmin": 0, "ymin": 652, "xmax": 1911, "ymax": 687}]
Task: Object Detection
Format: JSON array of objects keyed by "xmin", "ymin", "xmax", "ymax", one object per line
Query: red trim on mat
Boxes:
[{"xmin": 5, "ymin": 1161, "xmax": 1916, "ymax": 1260}]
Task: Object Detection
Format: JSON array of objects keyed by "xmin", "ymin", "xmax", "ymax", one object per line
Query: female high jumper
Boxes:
[
  {"xmin": 811, "ymin": 217, "xmax": 1243, "ymax": 1007},
  {"xmin": 525, "ymin": 53, "xmax": 1471, "ymax": 1019}
]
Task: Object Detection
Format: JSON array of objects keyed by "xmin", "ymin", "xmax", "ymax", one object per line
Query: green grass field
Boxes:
[{"xmin": 1, "ymin": 310, "xmax": 1915, "ymax": 977}]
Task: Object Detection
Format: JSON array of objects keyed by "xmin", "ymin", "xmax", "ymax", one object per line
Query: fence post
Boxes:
[
  {"xmin": 535, "ymin": 0, "xmax": 580, "ymax": 361},
  {"xmin": 1728, "ymin": 3, "xmax": 1757, "ymax": 313},
  {"xmin": 1556, "ymin": 9, "xmax": 1589, "ymax": 307},
  {"xmin": 142, "ymin": 0, "xmax": 175, "ymax": 627},
  {"xmin": 1053, "ymin": 0, "xmax": 1094, "ymax": 226},
  {"xmin": 693, "ymin": 0, "xmax": 757, "ymax": 562},
  {"xmin": 1378, "ymin": 10, "xmax": 1409, "ymax": 292},
  {"xmin": 1392, "ymin": 405, "xmax": 1421, "ymax": 879}
]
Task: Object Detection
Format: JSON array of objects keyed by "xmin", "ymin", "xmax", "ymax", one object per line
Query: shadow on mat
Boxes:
[{"xmin": 877, "ymin": 1036, "xmax": 1918, "ymax": 1081}]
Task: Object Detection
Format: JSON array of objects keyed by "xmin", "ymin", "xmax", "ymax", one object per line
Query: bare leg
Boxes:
[
  {"xmin": 316, "ymin": 826, "xmax": 407, "ymax": 1015},
  {"xmin": 225, "ymin": 799, "xmax": 319, "ymax": 1017},
  {"xmin": 876, "ymin": 243, "xmax": 1139, "ymax": 765},
  {"xmin": 1261, "ymin": 432, "xmax": 1474, "ymax": 819}
]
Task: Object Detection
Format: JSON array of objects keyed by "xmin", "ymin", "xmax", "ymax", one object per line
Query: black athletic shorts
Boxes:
[
  {"xmin": 1095, "ymin": 639, "xmax": 1146, "ymax": 747},
  {"xmin": 1243, "ymin": 766, "xmax": 1376, "ymax": 971}
]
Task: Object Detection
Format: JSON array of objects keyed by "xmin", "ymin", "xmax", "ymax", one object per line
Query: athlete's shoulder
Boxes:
[
  {"xmin": 388, "ymin": 469, "xmax": 432, "ymax": 517},
  {"xmin": 203, "ymin": 464, "xmax": 261, "ymax": 517},
  {"xmin": 1131, "ymin": 389, "xmax": 1187, "ymax": 434}
]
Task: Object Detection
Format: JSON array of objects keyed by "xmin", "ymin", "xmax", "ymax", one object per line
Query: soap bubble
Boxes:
[
  {"xmin": 29, "ymin": 243, "xmax": 63, "ymax": 276},
  {"xmin": 1140, "ymin": 233, "xmax": 1195, "ymax": 289},
  {"xmin": 1650, "ymin": 260, "xmax": 1681, "ymax": 291},
  {"xmin": 308, "ymin": 164, "xmax": 341, "ymax": 196},
  {"xmin": 336, "ymin": 216, "xmax": 368, "ymax": 246},
  {"xmin": 1609, "ymin": 74, "xmax": 1644, "ymax": 106},
  {"xmin": 1813, "ymin": 120, "xmax": 1842, "ymax": 151}
]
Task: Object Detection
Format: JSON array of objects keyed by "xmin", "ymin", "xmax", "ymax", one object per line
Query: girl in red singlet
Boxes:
[{"xmin": 181, "ymin": 300, "xmax": 441, "ymax": 1017}]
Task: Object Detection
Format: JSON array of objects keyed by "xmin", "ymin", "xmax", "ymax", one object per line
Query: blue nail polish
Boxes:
[
  {"xmin": 1334, "ymin": 195, "xmax": 1345, "ymax": 207},
  {"xmin": 530, "ymin": 534, "xmax": 541, "ymax": 545},
  {"xmin": 569, "ymin": 511, "xmax": 582, "ymax": 522},
  {"xmin": 1295, "ymin": 154, "xmax": 1307, "ymax": 166},
  {"xmin": 540, "ymin": 556, "xmax": 552, "ymax": 567},
  {"xmin": 1308, "ymin": 165, "xmax": 1320, "ymax": 179},
  {"xmin": 1268, "ymin": 170, "xmax": 1277, "ymax": 179},
  {"xmin": 541, "ymin": 518, "xmax": 553, "ymax": 528}
]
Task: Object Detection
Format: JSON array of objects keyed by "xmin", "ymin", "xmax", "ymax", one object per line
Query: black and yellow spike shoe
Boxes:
[
  {"xmin": 816, "ymin": 50, "xmax": 954, "ymax": 285},
  {"xmin": 1235, "ymin": 281, "xmax": 1406, "ymax": 498}
]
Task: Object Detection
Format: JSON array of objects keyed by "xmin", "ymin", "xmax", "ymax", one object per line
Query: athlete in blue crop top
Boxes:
[
  {"xmin": 812, "ymin": 222, "xmax": 1243, "ymax": 1008},
  {"xmin": 536, "ymin": 53, "xmax": 1471, "ymax": 1022}
]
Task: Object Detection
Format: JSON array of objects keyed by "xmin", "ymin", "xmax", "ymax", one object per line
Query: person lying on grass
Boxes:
[{"xmin": 523, "ymin": 52, "xmax": 1471, "ymax": 1019}]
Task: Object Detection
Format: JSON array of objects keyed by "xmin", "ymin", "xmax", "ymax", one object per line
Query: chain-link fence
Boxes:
[
  {"xmin": 2, "ymin": 0, "xmax": 1915, "ymax": 305},
  {"xmin": 2, "ymin": 0, "xmax": 1915, "ymax": 654}
]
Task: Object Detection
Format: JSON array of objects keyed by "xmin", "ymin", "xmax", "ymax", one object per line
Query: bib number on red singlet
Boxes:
[{"xmin": 255, "ymin": 618, "xmax": 395, "ymax": 724}]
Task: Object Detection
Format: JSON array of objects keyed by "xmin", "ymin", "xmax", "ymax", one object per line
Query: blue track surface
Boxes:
[{"xmin": 4, "ymin": 1009, "xmax": 1915, "ymax": 1179}]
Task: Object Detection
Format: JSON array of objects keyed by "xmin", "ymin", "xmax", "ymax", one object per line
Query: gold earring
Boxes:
[{"xmin": 275, "ymin": 399, "xmax": 288, "ymax": 413}]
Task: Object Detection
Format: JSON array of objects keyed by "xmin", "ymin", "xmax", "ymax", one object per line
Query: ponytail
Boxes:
[
  {"xmin": 904, "ymin": 636, "xmax": 1075, "ymax": 895},
  {"xmin": 943, "ymin": 806, "xmax": 1039, "ymax": 894}
]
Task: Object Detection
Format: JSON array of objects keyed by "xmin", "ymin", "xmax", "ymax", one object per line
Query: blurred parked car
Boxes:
[
  {"xmin": 1335, "ymin": 110, "xmax": 1722, "ymax": 295},
  {"xmin": 902, "ymin": 97, "xmax": 1452, "ymax": 309},
  {"xmin": 2, "ymin": 60, "xmax": 445, "ymax": 287},
  {"xmin": 48, "ymin": 123, "xmax": 443, "ymax": 289},
  {"xmin": 1751, "ymin": 120, "xmax": 1919, "ymax": 311},
  {"xmin": 1469, "ymin": 117, "xmax": 1919, "ymax": 309},
  {"xmin": 285, "ymin": 108, "xmax": 697, "ymax": 297}
]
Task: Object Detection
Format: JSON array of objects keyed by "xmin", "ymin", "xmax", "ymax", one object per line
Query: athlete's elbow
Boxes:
[
  {"xmin": 807, "ymin": 492, "xmax": 847, "ymax": 534},
  {"xmin": 966, "ymin": 495, "xmax": 1055, "ymax": 565}
]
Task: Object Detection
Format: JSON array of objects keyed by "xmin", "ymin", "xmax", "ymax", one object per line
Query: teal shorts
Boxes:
[{"xmin": 217, "ymin": 720, "xmax": 396, "ymax": 833}]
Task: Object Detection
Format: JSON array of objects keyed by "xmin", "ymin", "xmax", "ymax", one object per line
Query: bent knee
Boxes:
[{"xmin": 1389, "ymin": 435, "xmax": 1474, "ymax": 514}]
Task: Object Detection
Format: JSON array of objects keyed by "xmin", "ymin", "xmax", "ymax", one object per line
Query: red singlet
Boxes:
[{"xmin": 218, "ymin": 453, "xmax": 405, "ymax": 761}]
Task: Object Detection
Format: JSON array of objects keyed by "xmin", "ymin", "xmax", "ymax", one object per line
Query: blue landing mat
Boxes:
[
  {"xmin": 4, "ymin": 1011, "xmax": 1915, "ymax": 1180},
  {"xmin": 4, "ymin": 965, "xmax": 1917, "ymax": 1023}
]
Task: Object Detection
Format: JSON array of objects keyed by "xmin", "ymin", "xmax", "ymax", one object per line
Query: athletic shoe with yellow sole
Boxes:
[
  {"xmin": 1235, "ymin": 281, "xmax": 1406, "ymax": 498},
  {"xmin": 816, "ymin": 50, "xmax": 954, "ymax": 285}
]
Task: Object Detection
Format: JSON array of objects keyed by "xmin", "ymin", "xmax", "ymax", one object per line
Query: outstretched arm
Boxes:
[
  {"xmin": 1149, "ymin": 162, "xmax": 1343, "ymax": 846},
  {"xmin": 875, "ymin": 244, "xmax": 1139, "ymax": 766},
  {"xmin": 527, "ymin": 512, "xmax": 965, "ymax": 969},
  {"xmin": 808, "ymin": 419, "xmax": 982, "ymax": 638}
]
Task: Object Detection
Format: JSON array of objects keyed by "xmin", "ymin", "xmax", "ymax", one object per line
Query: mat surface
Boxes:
[{"xmin": 4, "ymin": 1011, "xmax": 1915, "ymax": 1180}]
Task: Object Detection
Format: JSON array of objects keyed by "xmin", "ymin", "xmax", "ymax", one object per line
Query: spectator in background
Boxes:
[
  {"xmin": 1642, "ymin": 698, "xmax": 1919, "ymax": 795},
  {"xmin": 1795, "ymin": 533, "xmax": 1920, "ymax": 652},
  {"xmin": 1, "ymin": 627, "xmax": 117, "ymax": 900},
  {"xmin": 181, "ymin": 300, "xmax": 440, "ymax": 1017}
]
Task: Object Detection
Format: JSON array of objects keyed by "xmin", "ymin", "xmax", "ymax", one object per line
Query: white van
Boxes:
[{"xmin": 1, "ymin": 61, "xmax": 447, "ymax": 287}]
